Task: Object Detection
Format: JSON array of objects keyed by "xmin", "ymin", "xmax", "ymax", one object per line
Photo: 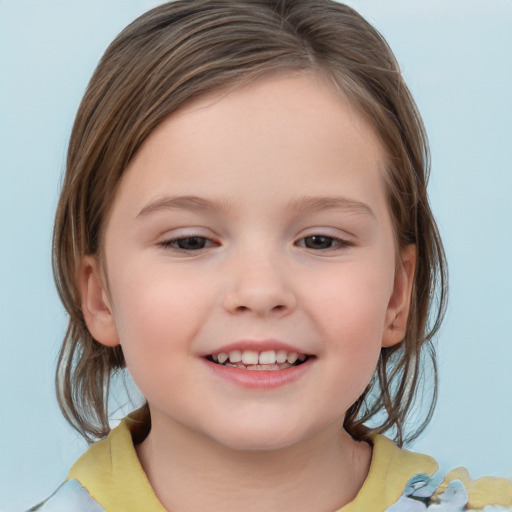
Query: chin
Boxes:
[{"xmin": 205, "ymin": 420, "xmax": 316, "ymax": 453}]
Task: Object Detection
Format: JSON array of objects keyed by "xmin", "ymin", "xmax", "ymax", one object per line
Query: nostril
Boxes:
[{"xmin": 223, "ymin": 287, "xmax": 296, "ymax": 316}]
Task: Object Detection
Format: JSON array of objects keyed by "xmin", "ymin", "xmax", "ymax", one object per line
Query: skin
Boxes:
[{"xmin": 80, "ymin": 72, "xmax": 415, "ymax": 512}]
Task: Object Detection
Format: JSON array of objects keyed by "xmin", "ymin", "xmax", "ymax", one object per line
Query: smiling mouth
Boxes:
[{"xmin": 206, "ymin": 349, "xmax": 310, "ymax": 371}]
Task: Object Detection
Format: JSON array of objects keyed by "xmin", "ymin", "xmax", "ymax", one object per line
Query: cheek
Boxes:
[
  {"xmin": 313, "ymin": 260, "xmax": 394, "ymax": 332},
  {"xmin": 108, "ymin": 264, "xmax": 214, "ymax": 367},
  {"xmin": 309, "ymin": 258, "xmax": 394, "ymax": 391}
]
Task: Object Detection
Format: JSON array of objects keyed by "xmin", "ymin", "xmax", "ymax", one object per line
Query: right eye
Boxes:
[
  {"xmin": 158, "ymin": 236, "xmax": 215, "ymax": 252},
  {"xmin": 295, "ymin": 234, "xmax": 352, "ymax": 251}
]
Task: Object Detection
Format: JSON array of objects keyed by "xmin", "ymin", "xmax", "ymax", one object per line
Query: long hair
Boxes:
[{"xmin": 53, "ymin": 0, "xmax": 447, "ymax": 444}]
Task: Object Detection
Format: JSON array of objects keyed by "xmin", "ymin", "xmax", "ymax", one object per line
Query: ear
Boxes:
[
  {"xmin": 382, "ymin": 244, "xmax": 416, "ymax": 348},
  {"xmin": 79, "ymin": 256, "xmax": 120, "ymax": 347}
]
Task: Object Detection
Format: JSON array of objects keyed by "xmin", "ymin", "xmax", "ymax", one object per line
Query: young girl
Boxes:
[{"xmin": 27, "ymin": 1, "xmax": 511, "ymax": 511}]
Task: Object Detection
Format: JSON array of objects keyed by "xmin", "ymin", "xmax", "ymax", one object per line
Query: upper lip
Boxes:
[{"xmin": 199, "ymin": 339, "xmax": 311, "ymax": 357}]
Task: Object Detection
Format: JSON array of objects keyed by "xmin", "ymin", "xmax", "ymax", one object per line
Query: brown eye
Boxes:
[
  {"xmin": 303, "ymin": 235, "xmax": 336, "ymax": 249},
  {"xmin": 175, "ymin": 236, "xmax": 208, "ymax": 250},
  {"xmin": 160, "ymin": 236, "xmax": 211, "ymax": 251},
  {"xmin": 296, "ymin": 235, "xmax": 351, "ymax": 251}
]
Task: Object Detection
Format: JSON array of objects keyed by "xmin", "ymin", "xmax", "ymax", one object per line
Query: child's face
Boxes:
[{"xmin": 82, "ymin": 73, "xmax": 414, "ymax": 451}]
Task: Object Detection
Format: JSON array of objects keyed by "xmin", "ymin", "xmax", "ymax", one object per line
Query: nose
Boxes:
[{"xmin": 222, "ymin": 248, "xmax": 297, "ymax": 318}]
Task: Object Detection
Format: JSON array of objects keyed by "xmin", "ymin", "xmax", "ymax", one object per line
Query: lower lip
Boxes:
[{"xmin": 202, "ymin": 358, "xmax": 314, "ymax": 389}]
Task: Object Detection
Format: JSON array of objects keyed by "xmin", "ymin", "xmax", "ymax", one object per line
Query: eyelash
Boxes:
[
  {"xmin": 296, "ymin": 235, "xmax": 352, "ymax": 251},
  {"xmin": 158, "ymin": 234, "xmax": 352, "ymax": 253},
  {"xmin": 158, "ymin": 236, "xmax": 216, "ymax": 252}
]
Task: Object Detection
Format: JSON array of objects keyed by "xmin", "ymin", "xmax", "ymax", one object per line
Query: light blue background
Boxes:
[{"xmin": 1, "ymin": 1, "xmax": 511, "ymax": 510}]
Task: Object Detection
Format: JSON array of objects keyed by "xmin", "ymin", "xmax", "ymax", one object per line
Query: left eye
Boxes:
[
  {"xmin": 297, "ymin": 235, "xmax": 350, "ymax": 250},
  {"xmin": 159, "ymin": 236, "xmax": 214, "ymax": 251}
]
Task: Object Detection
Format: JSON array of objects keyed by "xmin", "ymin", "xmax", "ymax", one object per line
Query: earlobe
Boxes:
[
  {"xmin": 382, "ymin": 244, "xmax": 416, "ymax": 348},
  {"xmin": 79, "ymin": 256, "xmax": 120, "ymax": 347}
]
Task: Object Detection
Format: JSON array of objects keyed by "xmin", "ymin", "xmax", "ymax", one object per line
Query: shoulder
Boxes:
[
  {"xmin": 28, "ymin": 408, "xmax": 166, "ymax": 512},
  {"xmin": 384, "ymin": 470, "xmax": 512, "ymax": 511},
  {"xmin": 372, "ymin": 436, "xmax": 512, "ymax": 512},
  {"xmin": 25, "ymin": 479, "xmax": 106, "ymax": 511}
]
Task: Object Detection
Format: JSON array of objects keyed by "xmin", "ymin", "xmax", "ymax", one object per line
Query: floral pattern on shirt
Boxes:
[
  {"xmin": 27, "ymin": 471, "xmax": 511, "ymax": 512},
  {"xmin": 385, "ymin": 473, "xmax": 511, "ymax": 512},
  {"xmin": 26, "ymin": 479, "xmax": 106, "ymax": 512}
]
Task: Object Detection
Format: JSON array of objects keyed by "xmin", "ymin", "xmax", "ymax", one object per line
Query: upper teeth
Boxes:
[{"xmin": 211, "ymin": 350, "xmax": 306, "ymax": 365}]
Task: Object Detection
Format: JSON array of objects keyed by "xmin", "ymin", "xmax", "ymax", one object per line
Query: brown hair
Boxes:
[{"xmin": 53, "ymin": 0, "xmax": 447, "ymax": 445}]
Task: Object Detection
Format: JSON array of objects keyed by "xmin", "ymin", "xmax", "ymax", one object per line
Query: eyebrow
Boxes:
[
  {"xmin": 137, "ymin": 195, "xmax": 234, "ymax": 218},
  {"xmin": 136, "ymin": 194, "xmax": 375, "ymax": 219},
  {"xmin": 287, "ymin": 195, "xmax": 376, "ymax": 219}
]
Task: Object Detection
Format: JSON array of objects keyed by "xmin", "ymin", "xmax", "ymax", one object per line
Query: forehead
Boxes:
[
  {"xmin": 178, "ymin": 71, "xmax": 379, "ymax": 148},
  {"xmin": 115, "ymin": 72, "xmax": 388, "ymax": 221}
]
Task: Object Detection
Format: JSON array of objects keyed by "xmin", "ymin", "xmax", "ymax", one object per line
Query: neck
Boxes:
[{"xmin": 136, "ymin": 410, "xmax": 372, "ymax": 512}]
